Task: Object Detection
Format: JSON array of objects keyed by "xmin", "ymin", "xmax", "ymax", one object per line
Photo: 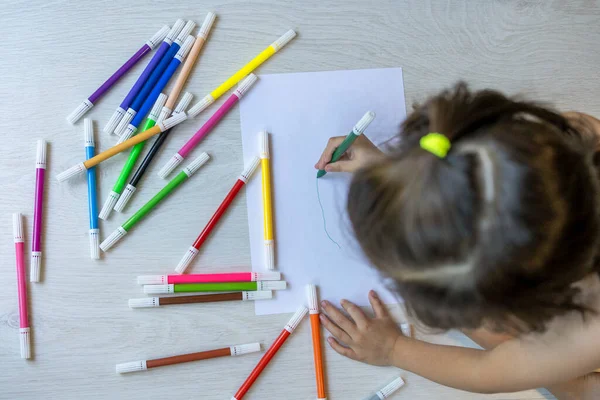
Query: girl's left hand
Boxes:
[{"xmin": 320, "ymin": 290, "xmax": 405, "ymax": 367}]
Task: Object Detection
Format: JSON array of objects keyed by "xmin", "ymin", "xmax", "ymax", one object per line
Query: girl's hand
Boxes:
[
  {"xmin": 320, "ymin": 290, "xmax": 405, "ymax": 366},
  {"xmin": 315, "ymin": 135, "xmax": 383, "ymax": 174}
]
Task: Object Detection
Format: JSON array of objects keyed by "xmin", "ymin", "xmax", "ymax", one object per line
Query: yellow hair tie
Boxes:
[{"xmin": 420, "ymin": 132, "xmax": 451, "ymax": 158}]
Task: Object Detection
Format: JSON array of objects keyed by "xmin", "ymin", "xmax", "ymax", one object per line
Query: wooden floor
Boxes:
[{"xmin": 1, "ymin": 0, "xmax": 599, "ymax": 398}]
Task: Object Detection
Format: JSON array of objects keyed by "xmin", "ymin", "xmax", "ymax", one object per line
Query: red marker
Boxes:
[
  {"xmin": 231, "ymin": 305, "xmax": 308, "ymax": 400},
  {"xmin": 175, "ymin": 156, "xmax": 260, "ymax": 274}
]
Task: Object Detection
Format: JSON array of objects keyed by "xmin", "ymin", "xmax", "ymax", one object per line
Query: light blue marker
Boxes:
[
  {"xmin": 84, "ymin": 119, "xmax": 99, "ymax": 260},
  {"xmin": 363, "ymin": 377, "xmax": 405, "ymax": 400}
]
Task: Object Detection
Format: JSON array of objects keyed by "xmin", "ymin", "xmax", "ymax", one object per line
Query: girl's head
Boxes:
[{"xmin": 348, "ymin": 83, "xmax": 600, "ymax": 333}]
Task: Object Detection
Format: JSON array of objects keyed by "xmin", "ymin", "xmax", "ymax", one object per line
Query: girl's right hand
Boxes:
[{"xmin": 315, "ymin": 135, "xmax": 384, "ymax": 174}]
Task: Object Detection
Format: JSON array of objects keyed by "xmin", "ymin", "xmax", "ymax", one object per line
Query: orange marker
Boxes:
[{"xmin": 306, "ymin": 284, "xmax": 326, "ymax": 400}]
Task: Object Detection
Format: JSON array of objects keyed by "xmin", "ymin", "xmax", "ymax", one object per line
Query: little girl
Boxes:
[{"xmin": 314, "ymin": 83, "xmax": 600, "ymax": 399}]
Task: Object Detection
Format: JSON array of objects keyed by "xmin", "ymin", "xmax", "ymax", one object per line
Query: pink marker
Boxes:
[
  {"xmin": 157, "ymin": 74, "xmax": 258, "ymax": 178},
  {"xmin": 137, "ymin": 271, "xmax": 281, "ymax": 285},
  {"xmin": 31, "ymin": 140, "xmax": 47, "ymax": 282},
  {"xmin": 13, "ymin": 213, "xmax": 31, "ymax": 359}
]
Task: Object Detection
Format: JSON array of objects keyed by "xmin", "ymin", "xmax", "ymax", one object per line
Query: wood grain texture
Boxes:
[{"xmin": 1, "ymin": 0, "xmax": 599, "ymax": 398}]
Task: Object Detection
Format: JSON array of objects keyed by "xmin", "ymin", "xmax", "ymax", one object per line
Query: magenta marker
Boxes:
[
  {"xmin": 31, "ymin": 140, "xmax": 47, "ymax": 283},
  {"xmin": 13, "ymin": 213, "xmax": 31, "ymax": 359}
]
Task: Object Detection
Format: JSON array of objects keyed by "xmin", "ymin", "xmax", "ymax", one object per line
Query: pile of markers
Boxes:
[{"xmin": 11, "ymin": 11, "xmax": 409, "ymax": 399}]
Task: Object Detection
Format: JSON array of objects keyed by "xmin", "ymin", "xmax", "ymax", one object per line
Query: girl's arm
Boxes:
[{"xmin": 321, "ymin": 289, "xmax": 600, "ymax": 394}]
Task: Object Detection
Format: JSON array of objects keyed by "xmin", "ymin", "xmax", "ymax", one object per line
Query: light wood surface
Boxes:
[{"xmin": 2, "ymin": 0, "xmax": 599, "ymax": 399}]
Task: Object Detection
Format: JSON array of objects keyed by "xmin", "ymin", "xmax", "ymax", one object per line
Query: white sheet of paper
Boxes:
[{"xmin": 239, "ymin": 68, "xmax": 407, "ymax": 315}]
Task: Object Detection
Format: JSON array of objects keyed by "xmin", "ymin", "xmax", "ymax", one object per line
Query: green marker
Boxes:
[
  {"xmin": 142, "ymin": 280, "xmax": 288, "ymax": 294},
  {"xmin": 98, "ymin": 93, "xmax": 168, "ymax": 220},
  {"xmin": 317, "ymin": 111, "xmax": 376, "ymax": 178},
  {"xmin": 99, "ymin": 153, "xmax": 210, "ymax": 252}
]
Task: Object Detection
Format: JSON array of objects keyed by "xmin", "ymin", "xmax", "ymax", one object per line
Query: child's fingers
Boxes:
[
  {"xmin": 327, "ymin": 336, "xmax": 357, "ymax": 360},
  {"xmin": 316, "ymin": 136, "xmax": 346, "ymax": 169},
  {"xmin": 320, "ymin": 314, "xmax": 352, "ymax": 344},
  {"xmin": 369, "ymin": 290, "xmax": 388, "ymax": 318},
  {"xmin": 321, "ymin": 300, "xmax": 356, "ymax": 335},
  {"xmin": 341, "ymin": 299, "xmax": 368, "ymax": 328},
  {"xmin": 324, "ymin": 160, "xmax": 353, "ymax": 173}
]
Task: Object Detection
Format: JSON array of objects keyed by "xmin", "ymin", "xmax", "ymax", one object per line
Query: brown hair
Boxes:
[{"xmin": 348, "ymin": 83, "xmax": 600, "ymax": 333}]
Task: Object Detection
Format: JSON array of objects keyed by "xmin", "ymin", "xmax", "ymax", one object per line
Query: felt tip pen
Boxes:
[
  {"xmin": 114, "ymin": 20, "xmax": 196, "ymax": 136},
  {"xmin": 84, "ymin": 119, "xmax": 99, "ymax": 259},
  {"xmin": 66, "ymin": 25, "xmax": 169, "ymax": 124},
  {"xmin": 128, "ymin": 291, "xmax": 273, "ymax": 308},
  {"xmin": 31, "ymin": 139, "xmax": 47, "ymax": 282},
  {"xmin": 231, "ymin": 305, "xmax": 308, "ymax": 400},
  {"xmin": 114, "ymin": 92, "xmax": 194, "ymax": 212},
  {"xmin": 317, "ymin": 111, "xmax": 376, "ymax": 178},
  {"xmin": 100, "ymin": 153, "xmax": 210, "ymax": 251},
  {"xmin": 363, "ymin": 377, "xmax": 405, "ymax": 400},
  {"xmin": 116, "ymin": 343, "xmax": 261, "ymax": 374},
  {"xmin": 56, "ymin": 112, "xmax": 188, "ymax": 182},
  {"xmin": 137, "ymin": 271, "xmax": 281, "ymax": 285},
  {"xmin": 99, "ymin": 93, "xmax": 168, "ymax": 220},
  {"xmin": 13, "ymin": 213, "xmax": 31, "ymax": 359},
  {"xmin": 187, "ymin": 30, "xmax": 296, "ymax": 119},
  {"xmin": 158, "ymin": 74, "xmax": 258, "ymax": 178},
  {"xmin": 143, "ymin": 280, "xmax": 287, "ymax": 294},
  {"xmin": 118, "ymin": 35, "xmax": 195, "ymax": 144},
  {"xmin": 307, "ymin": 284, "xmax": 327, "ymax": 400},
  {"xmin": 174, "ymin": 157, "xmax": 261, "ymax": 274},
  {"xmin": 259, "ymin": 131, "xmax": 275, "ymax": 270},
  {"xmin": 103, "ymin": 21, "xmax": 182, "ymax": 135}
]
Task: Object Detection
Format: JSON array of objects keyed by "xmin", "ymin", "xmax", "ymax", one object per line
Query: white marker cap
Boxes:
[
  {"xmin": 198, "ymin": 12, "xmax": 216, "ymax": 39},
  {"xmin": 149, "ymin": 93, "xmax": 168, "ymax": 122},
  {"xmin": 187, "ymin": 94, "xmax": 215, "ymax": 118},
  {"xmin": 158, "ymin": 153, "xmax": 184, "ymax": 179},
  {"xmin": 353, "ymin": 111, "xmax": 376, "ymax": 135},
  {"xmin": 117, "ymin": 124, "xmax": 137, "ymax": 144},
  {"xmin": 285, "ymin": 305, "xmax": 308, "ymax": 333},
  {"xmin": 233, "ymin": 74, "xmax": 258, "ymax": 98},
  {"xmin": 158, "ymin": 111, "xmax": 187, "ymax": 131},
  {"xmin": 84, "ymin": 119, "xmax": 95, "ymax": 147},
  {"xmin": 113, "ymin": 184, "xmax": 136, "ymax": 213},
  {"xmin": 143, "ymin": 284, "xmax": 174, "ymax": 294},
  {"xmin": 20, "ymin": 327, "xmax": 31, "ymax": 359},
  {"xmin": 241, "ymin": 290, "xmax": 273, "ymax": 301},
  {"xmin": 98, "ymin": 191, "xmax": 120, "ymax": 220},
  {"xmin": 250, "ymin": 272, "xmax": 280, "ymax": 281},
  {"xmin": 256, "ymin": 281, "xmax": 287, "ymax": 291},
  {"xmin": 57, "ymin": 162, "xmax": 87, "ymax": 182},
  {"xmin": 174, "ymin": 92, "xmax": 194, "ymax": 114},
  {"xmin": 230, "ymin": 342, "xmax": 261, "ymax": 356},
  {"xmin": 13, "ymin": 213, "xmax": 24, "ymax": 243},
  {"xmin": 271, "ymin": 29, "xmax": 297, "ymax": 52},
  {"xmin": 147, "ymin": 25, "xmax": 170, "ymax": 49},
  {"xmin": 137, "ymin": 275, "xmax": 167, "ymax": 285},
  {"xmin": 89, "ymin": 228, "xmax": 100, "ymax": 260},
  {"xmin": 400, "ymin": 323, "xmax": 412, "ymax": 338},
  {"xmin": 259, "ymin": 131, "xmax": 269, "ymax": 159},
  {"xmin": 104, "ymin": 108, "xmax": 125, "ymax": 135},
  {"xmin": 264, "ymin": 240, "xmax": 275, "ymax": 271},
  {"xmin": 306, "ymin": 284, "xmax": 319, "ymax": 314},
  {"xmin": 30, "ymin": 252, "xmax": 41, "ymax": 282},
  {"xmin": 240, "ymin": 156, "xmax": 260, "ymax": 183},
  {"xmin": 116, "ymin": 360, "xmax": 147, "ymax": 374},
  {"xmin": 114, "ymin": 108, "xmax": 136, "ymax": 136},
  {"xmin": 174, "ymin": 246, "xmax": 199, "ymax": 274},
  {"xmin": 175, "ymin": 20, "xmax": 196, "ymax": 45},
  {"xmin": 66, "ymin": 99, "xmax": 93, "ymax": 124},
  {"xmin": 165, "ymin": 19, "xmax": 185, "ymax": 45},
  {"xmin": 175, "ymin": 35, "xmax": 195, "ymax": 61},
  {"xmin": 100, "ymin": 226, "xmax": 127, "ymax": 252},
  {"xmin": 183, "ymin": 152, "xmax": 210, "ymax": 177},
  {"xmin": 36, "ymin": 140, "xmax": 47, "ymax": 169},
  {"xmin": 376, "ymin": 377, "xmax": 405, "ymax": 399},
  {"xmin": 129, "ymin": 297, "xmax": 160, "ymax": 308}
]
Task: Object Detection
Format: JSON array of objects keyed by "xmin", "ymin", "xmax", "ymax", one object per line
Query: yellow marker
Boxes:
[
  {"xmin": 187, "ymin": 30, "xmax": 297, "ymax": 118},
  {"xmin": 259, "ymin": 131, "xmax": 275, "ymax": 270}
]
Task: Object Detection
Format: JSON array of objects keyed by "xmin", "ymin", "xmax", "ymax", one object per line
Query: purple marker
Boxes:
[
  {"xmin": 31, "ymin": 140, "xmax": 47, "ymax": 283},
  {"xmin": 103, "ymin": 20, "xmax": 185, "ymax": 135},
  {"xmin": 66, "ymin": 25, "xmax": 170, "ymax": 125}
]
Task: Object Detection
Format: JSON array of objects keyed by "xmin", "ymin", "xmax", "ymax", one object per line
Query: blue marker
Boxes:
[
  {"xmin": 114, "ymin": 20, "xmax": 196, "ymax": 137},
  {"xmin": 84, "ymin": 119, "xmax": 100, "ymax": 260},
  {"xmin": 103, "ymin": 21, "xmax": 184, "ymax": 135},
  {"xmin": 117, "ymin": 35, "xmax": 195, "ymax": 144}
]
